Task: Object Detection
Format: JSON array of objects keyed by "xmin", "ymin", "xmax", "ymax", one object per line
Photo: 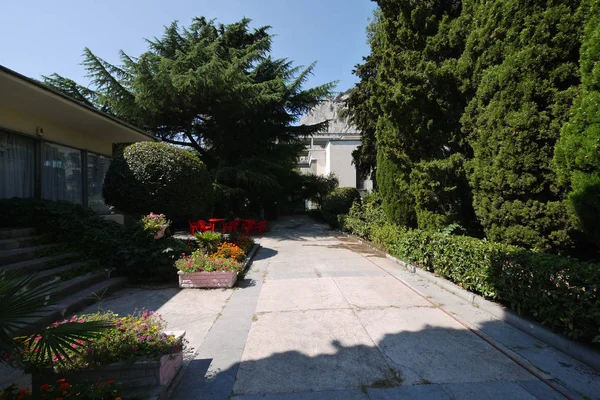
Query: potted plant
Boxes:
[
  {"xmin": 141, "ymin": 213, "xmax": 171, "ymax": 239},
  {"xmin": 175, "ymin": 251, "xmax": 243, "ymax": 288}
]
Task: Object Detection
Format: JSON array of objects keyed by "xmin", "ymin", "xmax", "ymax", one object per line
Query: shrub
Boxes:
[
  {"xmin": 390, "ymin": 230, "xmax": 600, "ymax": 344},
  {"xmin": 376, "ymin": 151, "xmax": 416, "ymax": 227},
  {"xmin": 0, "ymin": 198, "xmax": 187, "ymax": 282},
  {"xmin": 229, "ymin": 234, "xmax": 255, "ymax": 254},
  {"xmin": 342, "ymin": 192, "xmax": 387, "ymax": 240},
  {"xmin": 321, "ymin": 187, "xmax": 361, "ymax": 227},
  {"xmin": 300, "ymin": 173, "xmax": 339, "ymax": 208},
  {"xmin": 103, "ymin": 142, "xmax": 214, "ymax": 220},
  {"xmin": 194, "ymin": 231, "xmax": 223, "ymax": 254},
  {"xmin": 410, "ymin": 154, "xmax": 477, "ymax": 232},
  {"xmin": 175, "ymin": 251, "xmax": 242, "ymax": 274}
]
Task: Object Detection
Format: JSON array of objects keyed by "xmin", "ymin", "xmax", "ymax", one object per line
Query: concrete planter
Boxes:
[
  {"xmin": 33, "ymin": 351, "xmax": 183, "ymax": 391},
  {"xmin": 178, "ymin": 270, "xmax": 238, "ymax": 288}
]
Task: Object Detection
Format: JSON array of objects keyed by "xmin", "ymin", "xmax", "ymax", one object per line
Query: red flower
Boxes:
[
  {"xmin": 59, "ymin": 383, "xmax": 70, "ymax": 391},
  {"xmin": 40, "ymin": 384, "xmax": 50, "ymax": 391},
  {"xmin": 56, "ymin": 379, "xmax": 66, "ymax": 383}
]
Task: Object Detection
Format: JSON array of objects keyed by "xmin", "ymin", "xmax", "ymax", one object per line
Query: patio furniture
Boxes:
[
  {"xmin": 241, "ymin": 219, "xmax": 257, "ymax": 235},
  {"xmin": 188, "ymin": 220, "xmax": 199, "ymax": 234},
  {"xmin": 208, "ymin": 218, "xmax": 226, "ymax": 232},
  {"xmin": 253, "ymin": 220, "xmax": 268, "ymax": 235},
  {"xmin": 223, "ymin": 220, "xmax": 240, "ymax": 234},
  {"xmin": 189, "ymin": 220, "xmax": 211, "ymax": 234}
]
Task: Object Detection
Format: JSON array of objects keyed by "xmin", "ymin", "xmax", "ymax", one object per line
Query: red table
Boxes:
[{"xmin": 208, "ymin": 218, "xmax": 226, "ymax": 232}]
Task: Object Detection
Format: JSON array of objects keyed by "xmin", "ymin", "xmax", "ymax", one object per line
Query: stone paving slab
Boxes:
[
  {"xmin": 441, "ymin": 381, "xmax": 538, "ymax": 399},
  {"xmin": 232, "ymin": 389, "xmax": 369, "ymax": 400},
  {"xmin": 333, "ymin": 276, "xmax": 432, "ymax": 309},
  {"xmin": 368, "ymin": 385, "xmax": 450, "ymax": 400},
  {"xmin": 356, "ymin": 307, "xmax": 534, "ymax": 385},
  {"xmin": 232, "ymin": 309, "xmax": 395, "ymax": 396},
  {"xmin": 256, "ymin": 278, "xmax": 349, "ymax": 312}
]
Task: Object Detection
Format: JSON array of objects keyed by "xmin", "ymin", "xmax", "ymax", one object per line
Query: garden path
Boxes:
[{"xmin": 169, "ymin": 216, "xmax": 600, "ymax": 400}]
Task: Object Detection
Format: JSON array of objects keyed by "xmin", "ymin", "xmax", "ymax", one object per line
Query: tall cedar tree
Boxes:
[
  {"xmin": 461, "ymin": 1, "xmax": 583, "ymax": 251},
  {"xmin": 44, "ymin": 18, "xmax": 334, "ymax": 213},
  {"xmin": 554, "ymin": 0, "xmax": 600, "ymax": 252}
]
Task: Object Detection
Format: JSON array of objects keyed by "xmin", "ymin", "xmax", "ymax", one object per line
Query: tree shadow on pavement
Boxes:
[{"xmin": 169, "ymin": 321, "xmax": 600, "ymax": 400}]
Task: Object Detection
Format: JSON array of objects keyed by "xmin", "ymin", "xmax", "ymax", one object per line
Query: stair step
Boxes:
[
  {"xmin": 1, "ymin": 252, "xmax": 80, "ymax": 273},
  {"xmin": 45, "ymin": 271, "xmax": 112, "ymax": 302},
  {"xmin": 31, "ymin": 261, "xmax": 95, "ymax": 286},
  {"xmin": 0, "ymin": 244, "xmax": 61, "ymax": 265},
  {"xmin": 0, "ymin": 227, "xmax": 36, "ymax": 240},
  {"xmin": 0, "ymin": 236, "xmax": 42, "ymax": 251},
  {"xmin": 14, "ymin": 277, "xmax": 128, "ymax": 336}
]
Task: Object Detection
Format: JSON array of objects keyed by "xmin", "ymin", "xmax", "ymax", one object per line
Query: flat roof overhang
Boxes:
[{"xmin": 0, "ymin": 65, "xmax": 155, "ymax": 145}]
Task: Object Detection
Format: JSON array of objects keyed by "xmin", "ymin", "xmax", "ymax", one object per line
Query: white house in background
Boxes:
[{"xmin": 298, "ymin": 93, "xmax": 373, "ymax": 191}]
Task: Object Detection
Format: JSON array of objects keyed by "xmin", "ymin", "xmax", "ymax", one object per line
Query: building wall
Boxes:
[
  {"xmin": 327, "ymin": 140, "xmax": 360, "ymax": 188},
  {"xmin": 1, "ymin": 108, "xmax": 117, "ymax": 157}
]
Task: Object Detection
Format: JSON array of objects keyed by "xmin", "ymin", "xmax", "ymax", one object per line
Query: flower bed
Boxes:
[
  {"xmin": 23, "ymin": 311, "xmax": 185, "ymax": 392},
  {"xmin": 175, "ymin": 250, "xmax": 242, "ymax": 288}
]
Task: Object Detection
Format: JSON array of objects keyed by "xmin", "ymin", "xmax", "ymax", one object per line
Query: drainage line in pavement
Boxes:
[{"xmin": 341, "ymin": 238, "xmax": 573, "ymax": 400}]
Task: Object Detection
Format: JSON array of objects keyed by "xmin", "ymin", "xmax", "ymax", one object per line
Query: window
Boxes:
[
  {"xmin": 0, "ymin": 130, "xmax": 35, "ymax": 199},
  {"xmin": 88, "ymin": 152, "xmax": 111, "ymax": 214},
  {"xmin": 42, "ymin": 142, "xmax": 82, "ymax": 203}
]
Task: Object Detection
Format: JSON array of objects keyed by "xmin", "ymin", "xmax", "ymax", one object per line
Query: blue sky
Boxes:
[{"xmin": 0, "ymin": 0, "xmax": 376, "ymax": 94}]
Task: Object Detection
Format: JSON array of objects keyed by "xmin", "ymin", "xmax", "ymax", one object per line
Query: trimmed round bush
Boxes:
[{"xmin": 103, "ymin": 142, "xmax": 214, "ymax": 219}]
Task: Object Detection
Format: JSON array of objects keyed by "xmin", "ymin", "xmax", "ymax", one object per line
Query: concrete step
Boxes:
[
  {"xmin": 1, "ymin": 252, "xmax": 81, "ymax": 273},
  {"xmin": 0, "ymin": 244, "xmax": 60, "ymax": 266},
  {"xmin": 14, "ymin": 277, "xmax": 128, "ymax": 336},
  {"xmin": 0, "ymin": 236, "xmax": 41, "ymax": 251},
  {"xmin": 43, "ymin": 270, "xmax": 112, "ymax": 302},
  {"xmin": 30, "ymin": 261, "xmax": 95, "ymax": 286},
  {"xmin": 0, "ymin": 227, "xmax": 36, "ymax": 240}
]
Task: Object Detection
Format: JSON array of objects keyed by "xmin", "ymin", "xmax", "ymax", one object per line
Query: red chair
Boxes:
[
  {"xmin": 188, "ymin": 220, "xmax": 199, "ymax": 234},
  {"xmin": 196, "ymin": 220, "xmax": 212, "ymax": 233},
  {"xmin": 253, "ymin": 220, "xmax": 268, "ymax": 235},
  {"xmin": 222, "ymin": 221, "xmax": 239, "ymax": 234},
  {"xmin": 241, "ymin": 220, "xmax": 256, "ymax": 235}
]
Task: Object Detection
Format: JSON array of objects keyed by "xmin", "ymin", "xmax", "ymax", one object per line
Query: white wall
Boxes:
[{"xmin": 327, "ymin": 140, "xmax": 360, "ymax": 188}]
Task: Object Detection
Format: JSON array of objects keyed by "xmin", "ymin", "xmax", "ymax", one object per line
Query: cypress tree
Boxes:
[
  {"xmin": 462, "ymin": 0, "xmax": 583, "ymax": 251},
  {"xmin": 554, "ymin": 0, "xmax": 600, "ymax": 251}
]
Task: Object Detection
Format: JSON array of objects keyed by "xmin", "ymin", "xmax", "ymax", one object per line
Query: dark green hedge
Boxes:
[
  {"xmin": 103, "ymin": 142, "xmax": 214, "ymax": 220},
  {"xmin": 321, "ymin": 187, "xmax": 361, "ymax": 227},
  {"xmin": 390, "ymin": 230, "xmax": 600, "ymax": 344},
  {"xmin": 0, "ymin": 198, "xmax": 186, "ymax": 282}
]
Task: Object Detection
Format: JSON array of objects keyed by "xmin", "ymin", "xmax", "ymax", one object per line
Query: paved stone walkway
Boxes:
[{"xmin": 169, "ymin": 216, "xmax": 599, "ymax": 400}]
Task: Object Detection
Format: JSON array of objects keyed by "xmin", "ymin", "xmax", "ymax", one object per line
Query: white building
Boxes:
[{"xmin": 298, "ymin": 93, "xmax": 373, "ymax": 191}]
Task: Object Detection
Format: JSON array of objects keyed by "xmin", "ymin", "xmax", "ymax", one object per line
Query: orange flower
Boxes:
[
  {"xmin": 106, "ymin": 379, "xmax": 115, "ymax": 386},
  {"xmin": 40, "ymin": 384, "xmax": 50, "ymax": 391}
]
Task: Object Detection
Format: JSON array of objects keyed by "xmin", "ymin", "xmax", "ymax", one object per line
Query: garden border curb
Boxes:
[
  {"xmin": 344, "ymin": 233, "xmax": 600, "ymax": 372},
  {"xmin": 242, "ymin": 243, "xmax": 261, "ymax": 273}
]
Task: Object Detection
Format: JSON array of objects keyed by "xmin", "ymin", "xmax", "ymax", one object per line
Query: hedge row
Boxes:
[
  {"xmin": 0, "ymin": 198, "xmax": 187, "ymax": 282},
  {"xmin": 339, "ymin": 196, "xmax": 600, "ymax": 345}
]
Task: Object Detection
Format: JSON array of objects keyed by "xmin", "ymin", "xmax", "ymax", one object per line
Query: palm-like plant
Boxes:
[{"xmin": 0, "ymin": 270, "xmax": 109, "ymax": 371}]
